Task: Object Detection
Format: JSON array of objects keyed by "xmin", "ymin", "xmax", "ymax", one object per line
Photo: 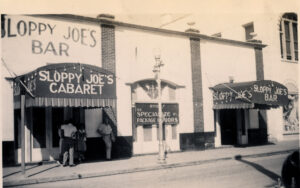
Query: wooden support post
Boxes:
[
  {"xmin": 214, "ymin": 110, "xmax": 221, "ymax": 147},
  {"xmin": 21, "ymin": 94, "xmax": 26, "ymax": 176}
]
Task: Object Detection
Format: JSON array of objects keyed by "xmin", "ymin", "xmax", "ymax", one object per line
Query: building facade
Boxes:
[
  {"xmin": 206, "ymin": 12, "xmax": 299, "ymax": 141},
  {"xmin": 155, "ymin": 11, "xmax": 299, "ymax": 142},
  {"xmin": 1, "ymin": 14, "xmax": 287, "ymax": 165}
]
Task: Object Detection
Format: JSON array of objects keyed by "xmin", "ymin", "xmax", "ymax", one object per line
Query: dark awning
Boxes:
[
  {"xmin": 210, "ymin": 80, "xmax": 289, "ymax": 109},
  {"xmin": 11, "ymin": 63, "xmax": 116, "ymax": 108}
]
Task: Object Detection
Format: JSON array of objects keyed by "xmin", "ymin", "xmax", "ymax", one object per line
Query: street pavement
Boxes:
[
  {"xmin": 2, "ymin": 137, "xmax": 299, "ymax": 187},
  {"xmin": 20, "ymin": 153, "xmax": 290, "ymax": 188}
]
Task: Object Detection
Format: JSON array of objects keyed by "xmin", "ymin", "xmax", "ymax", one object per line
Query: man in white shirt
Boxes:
[
  {"xmin": 98, "ymin": 118, "xmax": 115, "ymax": 160},
  {"xmin": 60, "ymin": 120, "xmax": 77, "ymax": 167}
]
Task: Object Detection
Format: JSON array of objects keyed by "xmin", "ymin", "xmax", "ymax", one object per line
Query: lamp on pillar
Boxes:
[{"xmin": 153, "ymin": 48, "xmax": 166, "ymax": 163}]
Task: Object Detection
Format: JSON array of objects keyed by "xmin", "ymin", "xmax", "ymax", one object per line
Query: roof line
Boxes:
[{"xmin": 32, "ymin": 14, "xmax": 267, "ymax": 48}]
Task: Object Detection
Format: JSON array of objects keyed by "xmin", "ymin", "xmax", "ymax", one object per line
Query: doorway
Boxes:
[
  {"xmin": 219, "ymin": 109, "xmax": 237, "ymax": 145},
  {"xmin": 15, "ymin": 106, "xmax": 112, "ymax": 163},
  {"xmin": 31, "ymin": 107, "xmax": 85, "ymax": 161},
  {"xmin": 236, "ymin": 109, "xmax": 249, "ymax": 145}
]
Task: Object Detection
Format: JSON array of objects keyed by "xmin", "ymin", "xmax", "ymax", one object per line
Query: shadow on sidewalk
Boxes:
[
  {"xmin": 27, "ymin": 164, "xmax": 61, "ymax": 178},
  {"xmin": 3, "ymin": 164, "xmax": 41, "ymax": 178},
  {"xmin": 234, "ymin": 155, "xmax": 280, "ymax": 182}
]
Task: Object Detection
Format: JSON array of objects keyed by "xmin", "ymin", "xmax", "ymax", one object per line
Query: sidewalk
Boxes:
[{"xmin": 3, "ymin": 139, "xmax": 299, "ymax": 187}]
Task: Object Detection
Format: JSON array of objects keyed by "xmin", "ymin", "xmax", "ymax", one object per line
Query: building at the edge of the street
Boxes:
[
  {"xmin": 154, "ymin": 10, "xmax": 299, "ymax": 142},
  {"xmin": 215, "ymin": 12, "xmax": 299, "ymax": 142},
  {"xmin": 1, "ymin": 14, "xmax": 290, "ymax": 165}
]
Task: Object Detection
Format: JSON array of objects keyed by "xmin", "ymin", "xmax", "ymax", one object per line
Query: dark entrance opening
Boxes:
[{"xmin": 219, "ymin": 109, "xmax": 237, "ymax": 145}]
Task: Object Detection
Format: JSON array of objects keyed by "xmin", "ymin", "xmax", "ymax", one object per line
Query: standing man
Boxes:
[
  {"xmin": 97, "ymin": 117, "xmax": 115, "ymax": 160},
  {"xmin": 57, "ymin": 124, "xmax": 64, "ymax": 165},
  {"xmin": 60, "ymin": 120, "xmax": 77, "ymax": 167},
  {"xmin": 77, "ymin": 123, "xmax": 87, "ymax": 163}
]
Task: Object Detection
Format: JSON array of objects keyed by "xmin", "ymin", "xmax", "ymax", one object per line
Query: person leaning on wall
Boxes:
[{"xmin": 97, "ymin": 117, "xmax": 116, "ymax": 160}]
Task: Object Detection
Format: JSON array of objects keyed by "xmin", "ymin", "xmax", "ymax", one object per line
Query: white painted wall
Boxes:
[
  {"xmin": 0, "ymin": 66, "xmax": 14, "ymax": 141},
  {"xmin": 192, "ymin": 12, "xmax": 298, "ymax": 91},
  {"xmin": 2, "ymin": 15, "xmax": 102, "ymax": 75},
  {"xmin": 249, "ymin": 109, "xmax": 259, "ymax": 129},
  {"xmin": 267, "ymin": 107, "xmax": 284, "ymax": 142},
  {"xmin": 175, "ymin": 12, "xmax": 298, "ymax": 90},
  {"xmin": 115, "ymin": 27, "xmax": 194, "ymax": 139}
]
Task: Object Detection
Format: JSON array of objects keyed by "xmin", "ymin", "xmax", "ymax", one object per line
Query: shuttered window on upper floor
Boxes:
[{"xmin": 280, "ymin": 13, "xmax": 298, "ymax": 62}]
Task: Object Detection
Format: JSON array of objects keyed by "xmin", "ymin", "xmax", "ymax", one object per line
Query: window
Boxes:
[
  {"xmin": 172, "ymin": 124, "xmax": 177, "ymax": 139},
  {"xmin": 244, "ymin": 23, "xmax": 255, "ymax": 41},
  {"xmin": 280, "ymin": 13, "xmax": 298, "ymax": 62},
  {"xmin": 143, "ymin": 125, "xmax": 152, "ymax": 142}
]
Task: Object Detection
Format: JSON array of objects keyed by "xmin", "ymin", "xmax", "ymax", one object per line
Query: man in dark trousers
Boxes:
[
  {"xmin": 60, "ymin": 120, "xmax": 77, "ymax": 167},
  {"xmin": 57, "ymin": 124, "xmax": 64, "ymax": 165},
  {"xmin": 98, "ymin": 117, "xmax": 115, "ymax": 160}
]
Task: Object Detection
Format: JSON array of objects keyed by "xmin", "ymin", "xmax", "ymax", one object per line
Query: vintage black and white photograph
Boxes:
[{"xmin": 1, "ymin": 0, "xmax": 299, "ymax": 187}]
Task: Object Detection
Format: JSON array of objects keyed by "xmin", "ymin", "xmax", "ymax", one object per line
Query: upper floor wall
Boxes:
[
  {"xmin": 1, "ymin": 15, "xmax": 102, "ymax": 76},
  {"xmin": 198, "ymin": 12, "xmax": 298, "ymax": 89},
  {"xmin": 156, "ymin": 10, "xmax": 298, "ymax": 88}
]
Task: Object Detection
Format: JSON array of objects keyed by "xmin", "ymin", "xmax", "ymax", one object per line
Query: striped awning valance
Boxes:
[{"xmin": 14, "ymin": 97, "xmax": 116, "ymax": 108}]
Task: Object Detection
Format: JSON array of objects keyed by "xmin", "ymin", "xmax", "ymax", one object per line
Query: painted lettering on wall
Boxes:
[
  {"xmin": 63, "ymin": 27, "xmax": 97, "ymax": 47},
  {"xmin": 32, "ymin": 40, "xmax": 69, "ymax": 56},
  {"xmin": 1, "ymin": 17, "xmax": 99, "ymax": 57}
]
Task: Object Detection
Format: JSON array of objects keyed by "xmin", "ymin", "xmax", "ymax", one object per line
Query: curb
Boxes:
[{"xmin": 3, "ymin": 149, "xmax": 298, "ymax": 187}]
